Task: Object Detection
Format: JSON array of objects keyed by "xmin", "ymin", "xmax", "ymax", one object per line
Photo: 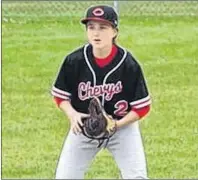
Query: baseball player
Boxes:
[{"xmin": 51, "ymin": 5, "xmax": 151, "ymax": 179}]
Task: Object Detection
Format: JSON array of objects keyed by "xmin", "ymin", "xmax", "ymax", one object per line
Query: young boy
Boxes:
[{"xmin": 51, "ymin": 5, "xmax": 151, "ymax": 179}]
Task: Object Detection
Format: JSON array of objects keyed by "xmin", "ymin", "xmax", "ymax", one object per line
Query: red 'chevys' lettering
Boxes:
[{"xmin": 78, "ymin": 81, "xmax": 122, "ymax": 101}]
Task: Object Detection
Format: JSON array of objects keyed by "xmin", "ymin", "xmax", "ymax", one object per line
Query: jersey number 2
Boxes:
[{"xmin": 114, "ymin": 100, "xmax": 128, "ymax": 117}]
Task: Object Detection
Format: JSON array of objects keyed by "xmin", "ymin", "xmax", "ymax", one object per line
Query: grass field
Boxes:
[{"xmin": 2, "ymin": 1, "xmax": 198, "ymax": 179}]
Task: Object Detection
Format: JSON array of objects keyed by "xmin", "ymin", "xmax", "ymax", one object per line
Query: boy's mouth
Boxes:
[{"xmin": 94, "ymin": 39, "xmax": 101, "ymax": 42}]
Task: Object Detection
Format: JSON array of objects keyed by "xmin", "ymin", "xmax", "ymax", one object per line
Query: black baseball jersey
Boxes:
[{"xmin": 51, "ymin": 44, "xmax": 151, "ymax": 120}]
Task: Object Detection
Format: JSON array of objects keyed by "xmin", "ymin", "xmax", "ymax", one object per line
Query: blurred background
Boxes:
[
  {"xmin": 2, "ymin": 1, "xmax": 198, "ymax": 179},
  {"xmin": 3, "ymin": 1, "xmax": 198, "ymax": 21}
]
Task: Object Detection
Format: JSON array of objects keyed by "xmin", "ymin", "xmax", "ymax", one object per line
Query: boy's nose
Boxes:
[{"xmin": 93, "ymin": 29, "xmax": 100, "ymax": 36}]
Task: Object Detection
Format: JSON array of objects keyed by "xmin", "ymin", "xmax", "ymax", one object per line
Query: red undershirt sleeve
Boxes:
[
  {"xmin": 54, "ymin": 97, "xmax": 66, "ymax": 107},
  {"xmin": 131, "ymin": 105, "xmax": 150, "ymax": 119}
]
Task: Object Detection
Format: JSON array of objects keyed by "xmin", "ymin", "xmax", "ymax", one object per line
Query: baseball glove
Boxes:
[{"xmin": 80, "ymin": 97, "xmax": 117, "ymax": 148}]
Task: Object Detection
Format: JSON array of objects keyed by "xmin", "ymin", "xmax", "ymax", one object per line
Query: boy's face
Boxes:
[{"xmin": 86, "ymin": 20, "xmax": 117, "ymax": 49}]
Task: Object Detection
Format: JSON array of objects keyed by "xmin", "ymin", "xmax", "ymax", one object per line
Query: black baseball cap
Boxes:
[{"xmin": 81, "ymin": 5, "xmax": 118, "ymax": 28}]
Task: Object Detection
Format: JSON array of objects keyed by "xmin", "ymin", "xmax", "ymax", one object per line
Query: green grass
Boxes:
[{"xmin": 2, "ymin": 2, "xmax": 198, "ymax": 179}]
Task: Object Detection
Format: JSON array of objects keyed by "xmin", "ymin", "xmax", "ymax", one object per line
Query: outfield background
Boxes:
[{"xmin": 2, "ymin": 1, "xmax": 198, "ymax": 179}]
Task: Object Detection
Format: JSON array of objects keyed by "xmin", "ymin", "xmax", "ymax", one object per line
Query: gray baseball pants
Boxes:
[{"xmin": 55, "ymin": 121, "xmax": 148, "ymax": 179}]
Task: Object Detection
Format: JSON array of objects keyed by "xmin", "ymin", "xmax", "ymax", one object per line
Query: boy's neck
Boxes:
[{"xmin": 93, "ymin": 44, "xmax": 113, "ymax": 59}]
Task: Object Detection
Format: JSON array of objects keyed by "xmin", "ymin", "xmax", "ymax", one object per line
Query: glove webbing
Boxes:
[
  {"xmin": 80, "ymin": 97, "xmax": 117, "ymax": 148},
  {"xmin": 81, "ymin": 122, "xmax": 117, "ymax": 148}
]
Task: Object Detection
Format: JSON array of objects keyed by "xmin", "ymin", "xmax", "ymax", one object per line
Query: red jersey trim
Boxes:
[
  {"xmin": 130, "ymin": 95, "xmax": 151, "ymax": 109},
  {"xmin": 51, "ymin": 86, "xmax": 71, "ymax": 100}
]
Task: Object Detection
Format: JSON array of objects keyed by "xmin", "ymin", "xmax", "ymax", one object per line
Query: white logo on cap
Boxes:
[{"xmin": 92, "ymin": 8, "xmax": 104, "ymax": 16}]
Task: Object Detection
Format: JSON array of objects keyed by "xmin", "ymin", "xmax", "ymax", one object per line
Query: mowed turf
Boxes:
[{"xmin": 2, "ymin": 5, "xmax": 198, "ymax": 179}]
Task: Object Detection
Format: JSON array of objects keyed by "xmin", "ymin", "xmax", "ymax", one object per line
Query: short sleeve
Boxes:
[
  {"xmin": 51, "ymin": 56, "xmax": 73, "ymax": 100},
  {"xmin": 125, "ymin": 60, "xmax": 151, "ymax": 109}
]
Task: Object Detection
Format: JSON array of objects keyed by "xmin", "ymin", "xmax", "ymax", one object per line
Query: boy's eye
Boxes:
[
  {"xmin": 88, "ymin": 26, "xmax": 94, "ymax": 29},
  {"xmin": 100, "ymin": 26, "xmax": 107, "ymax": 29}
]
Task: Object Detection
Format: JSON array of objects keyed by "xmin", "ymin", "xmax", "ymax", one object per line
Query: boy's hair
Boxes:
[{"xmin": 113, "ymin": 28, "xmax": 118, "ymax": 44}]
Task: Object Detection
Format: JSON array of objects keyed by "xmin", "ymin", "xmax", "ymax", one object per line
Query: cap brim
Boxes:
[{"xmin": 81, "ymin": 17, "xmax": 115, "ymax": 27}]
